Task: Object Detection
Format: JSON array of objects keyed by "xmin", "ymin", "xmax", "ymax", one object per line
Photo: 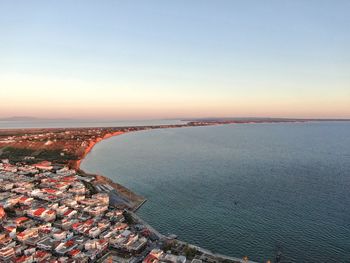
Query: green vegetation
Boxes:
[
  {"xmin": 123, "ymin": 211, "xmax": 134, "ymax": 224},
  {"xmin": 0, "ymin": 147, "xmax": 77, "ymax": 163},
  {"xmin": 81, "ymin": 180, "xmax": 98, "ymax": 195},
  {"xmin": 0, "ymin": 147, "xmax": 35, "ymax": 161},
  {"xmin": 183, "ymin": 245, "xmax": 197, "ymax": 259},
  {"xmin": 163, "ymin": 241, "xmax": 176, "ymax": 252},
  {"xmin": 36, "ymin": 149, "xmax": 76, "ymax": 161}
]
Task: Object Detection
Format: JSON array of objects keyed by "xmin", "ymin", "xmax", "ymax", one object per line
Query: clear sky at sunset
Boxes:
[{"xmin": 0, "ymin": 0, "xmax": 349, "ymax": 119}]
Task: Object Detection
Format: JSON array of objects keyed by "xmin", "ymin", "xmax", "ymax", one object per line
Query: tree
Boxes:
[
  {"xmin": 183, "ymin": 245, "xmax": 197, "ymax": 258},
  {"xmin": 123, "ymin": 211, "xmax": 134, "ymax": 224}
]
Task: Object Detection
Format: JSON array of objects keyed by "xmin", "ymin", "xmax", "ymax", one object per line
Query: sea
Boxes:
[{"xmin": 80, "ymin": 121, "xmax": 350, "ymax": 263}]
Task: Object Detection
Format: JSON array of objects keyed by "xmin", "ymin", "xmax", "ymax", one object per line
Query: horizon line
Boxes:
[{"xmin": 1, "ymin": 116, "xmax": 350, "ymax": 122}]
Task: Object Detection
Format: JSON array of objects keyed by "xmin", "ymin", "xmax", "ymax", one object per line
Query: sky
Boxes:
[{"xmin": 0, "ymin": 0, "xmax": 349, "ymax": 119}]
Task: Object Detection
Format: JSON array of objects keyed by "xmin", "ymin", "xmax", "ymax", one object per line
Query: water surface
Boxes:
[{"xmin": 82, "ymin": 122, "xmax": 350, "ymax": 262}]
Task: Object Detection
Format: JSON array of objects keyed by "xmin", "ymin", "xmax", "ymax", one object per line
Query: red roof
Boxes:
[
  {"xmin": 65, "ymin": 240, "xmax": 74, "ymax": 247},
  {"xmin": 35, "ymin": 161, "xmax": 52, "ymax": 167},
  {"xmin": 68, "ymin": 249, "xmax": 81, "ymax": 257},
  {"xmin": 4, "ymin": 225, "xmax": 16, "ymax": 232},
  {"xmin": 98, "ymin": 239, "xmax": 107, "ymax": 244},
  {"xmin": 15, "ymin": 255, "xmax": 30, "ymax": 263},
  {"xmin": 116, "ymin": 223, "xmax": 128, "ymax": 230},
  {"xmin": 44, "ymin": 188, "xmax": 56, "ymax": 193},
  {"xmin": 143, "ymin": 254, "xmax": 159, "ymax": 263},
  {"xmin": 72, "ymin": 222, "xmax": 81, "ymax": 229},
  {"xmin": 84, "ymin": 219, "xmax": 94, "ymax": 226},
  {"xmin": 40, "ymin": 228, "xmax": 51, "ymax": 234},
  {"xmin": 34, "ymin": 208, "xmax": 46, "ymax": 216},
  {"xmin": 45, "ymin": 179, "xmax": 57, "ymax": 183},
  {"xmin": 0, "ymin": 206, "xmax": 5, "ymax": 219},
  {"xmin": 15, "ymin": 217, "xmax": 29, "ymax": 224},
  {"xmin": 63, "ymin": 209, "xmax": 73, "ymax": 216},
  {"xmin": 62, "ymin": 176, "xmax": 76, "ymax": 182},
  {"xmin": 17, "ymin": 232, "xmax": 25, "ymax": 238},
  {"xmin": 35, "ymin": 250, "xmax": 49, "ymax": 259},
  {"xmin": 19, "ymin": 196, "xmax": 30, "ymax": 202}
]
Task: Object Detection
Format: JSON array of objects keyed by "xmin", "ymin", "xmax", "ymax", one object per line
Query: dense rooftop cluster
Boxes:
[{"xmin": 0, "ymin": 159, "xmax": 194, "ymax": 263}]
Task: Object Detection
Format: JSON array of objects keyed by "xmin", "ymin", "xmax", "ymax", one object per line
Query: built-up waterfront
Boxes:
[{"xmin": 0, "ymin": 158, "xmax": 258, "ymax": 263}]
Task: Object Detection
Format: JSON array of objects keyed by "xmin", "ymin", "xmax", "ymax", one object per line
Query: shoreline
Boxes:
[
  {"xmin": 73, "ymin": 131, "xmax": 125, "ymax": 170},
  {"xmin": 74, "ymin": 130, "xmax": 147, "ymax": 211},
  {"xmin": 76, "ymin": 124, "xmax": 259, "ymax": 263}
]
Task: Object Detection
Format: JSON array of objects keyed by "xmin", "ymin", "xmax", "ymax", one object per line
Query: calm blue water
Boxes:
[{"xmin": 81, "ymin": 122, "xmax": 350, "ymax": 263}]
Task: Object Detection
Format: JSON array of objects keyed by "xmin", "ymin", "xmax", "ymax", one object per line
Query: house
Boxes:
[
  {"xmin": 3, "ymin": 225, "xmax": 16, "ymax": 238},
  {"xmin": 13, "ymin": 254, "xmax": 34, "ymax": 263},
  {"xmin": 34, "ymin": 250, "xmax": 51, "ymax": 262},
  {"xmin": 0, "ymin": 206, "xmax": 5, "ymax": 220},
  {"xmin": 63, "ymin": 209, "xmax": 77, "ymax": 219},
  {"xmin": 17, "ymin": 228, "xmax": 38, "ymax": 242},
  {"xmin": 18, "ymin": 196, "xmax": 34, "ymax": 205},
  {"xmin": 68, "ymin": 249, "xmax": 81, "ymax": 258},
  {"xmin": 52, "ymin": 230, "xmax": 67, "ymax": 241},
  {"xmin": 92, "ymin": 193, "xmax": 109, "ymax": 205},
  {"xmin": 88, "ymin": 227, "xmax": 101, "ymax": 238},
  {"xmin": 14, "ymin": 216, "xmax": 30, "ymax": 227},
  {"xmin": 0, "ymin": 247, "xmax": 15, "ymax": 261},
  {"xmin": 55, "ymin": 240, "xmax": 78, "ymax": 256},
  {"xmin": 34, "ymin": 161, "xmax": 53, "ymax": 170},
  {"xmin": 29, "ymin": 208, "xmax": 56, "ymax": 222}
]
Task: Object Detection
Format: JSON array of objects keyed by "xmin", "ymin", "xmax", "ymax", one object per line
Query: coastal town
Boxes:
[
  {"xmin": 0, "ymin": 158, "xmax": 183, "ymax": 262},
  {"xmin": 0, "ymin": 121, "xmax": 291, "ymax": 263},
  {"xmin": 0, "ymin": 159, "xmax": 257, "ymax": 263}
]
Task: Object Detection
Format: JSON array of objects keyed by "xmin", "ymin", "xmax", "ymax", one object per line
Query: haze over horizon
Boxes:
[
  {"xmin": 1, "ymin": 0, "xmax": 349, "ymax": 119},
  {"xmin": 1, "ymin": 116, "xmax": 350, "ymax": 122}
]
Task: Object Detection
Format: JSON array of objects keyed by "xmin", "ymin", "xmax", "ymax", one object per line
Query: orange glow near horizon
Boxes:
[{"xmin": 0, "ymin": 73, "xmax": 349, "ymax": 119}]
